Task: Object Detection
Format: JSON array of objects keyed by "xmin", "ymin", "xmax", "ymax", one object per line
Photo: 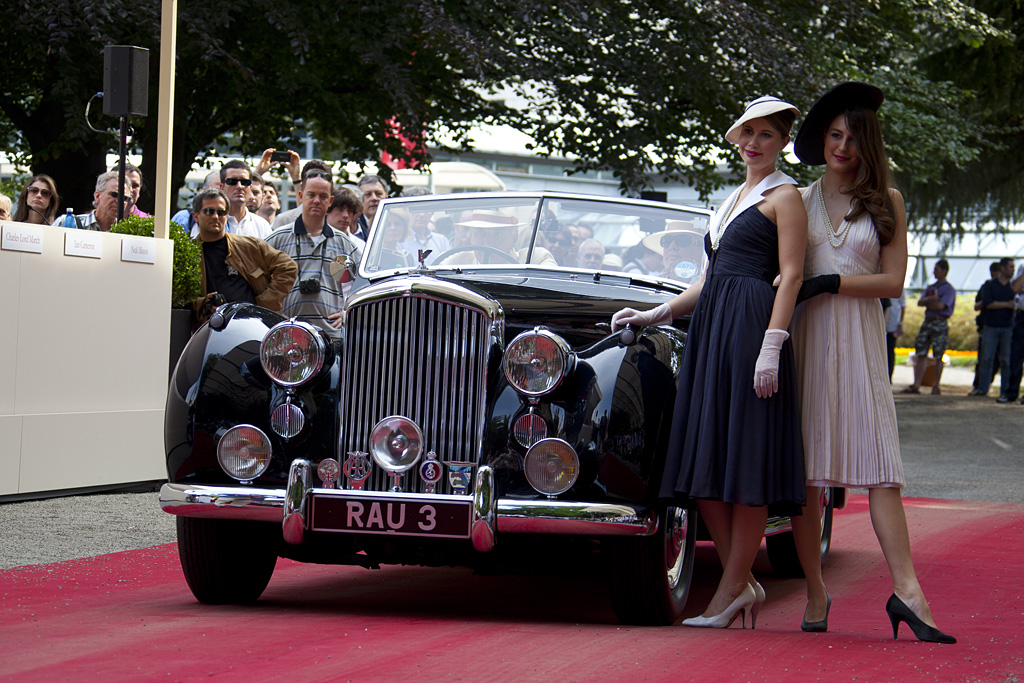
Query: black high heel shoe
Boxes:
[
  {"xmin": 885, "ymin": 594, "xmax": 956, "ymax": 644},
  {"xmin": 801, "ymin": 593, "xmax": 831, "ymax": 632}
]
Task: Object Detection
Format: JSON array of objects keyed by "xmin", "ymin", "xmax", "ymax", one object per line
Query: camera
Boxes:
[
  {"xmin": 299, "ymin": 278, "xmax": 321, "ymax": 294},
  {"xmin": 270, "ymin": 150, "xmax": 290, "ymax": 163}
]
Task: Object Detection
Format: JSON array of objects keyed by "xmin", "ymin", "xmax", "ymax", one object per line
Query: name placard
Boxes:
[
  {"xmin": 64, "ymin": 231, "xmax": 103, "ymax": 259},
  {"xmin": 2, "ymin": 224, "xmax": 44, "ymax": 253},
  {"xmin": 121, "ymin": 237, "xmax": 155, "ymax": 264}
]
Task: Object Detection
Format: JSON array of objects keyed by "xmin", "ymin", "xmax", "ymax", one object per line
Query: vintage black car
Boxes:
[{"xmin": 161, "ymin": 191, "xmax": 839, "ymax": 625}]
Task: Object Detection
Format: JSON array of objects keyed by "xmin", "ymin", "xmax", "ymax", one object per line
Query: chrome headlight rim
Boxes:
[
  {"xmin": 216, "ymin": 424, "xmax": 273, "ymax": 482},
  {"xmin": 260, "ymin": 319, "xmax": 327, "ymax": 387},
  {"xmin": 502, "ymin": 328, "xmax": 575, "ymax": 397}
]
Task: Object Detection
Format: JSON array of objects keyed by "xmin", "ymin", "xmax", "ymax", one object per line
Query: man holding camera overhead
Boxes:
[
  {"xmin": 265, "ymin": 161, "xmax": 363, "ymax": 336},
  {"xmin": 221, "ymin": 159, "xmax": 272, "ymax": 239}
]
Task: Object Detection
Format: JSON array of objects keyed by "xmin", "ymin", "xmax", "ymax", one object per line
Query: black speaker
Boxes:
[
  {"xmin": 640, "ymin": 190, "xmax": 668, "ymax": 203},
  {"xmin": 103, "ymin": 45, "xmax": 150, "ymax": 117}
]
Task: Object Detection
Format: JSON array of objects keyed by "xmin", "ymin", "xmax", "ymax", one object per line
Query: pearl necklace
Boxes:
[
  {"xmin": 816, "ymin": 180, "xmax": 851, "ymax": 249},
  {"xmin": 712, "ymin": 188, "xmax": 743, "ymax": 251}
]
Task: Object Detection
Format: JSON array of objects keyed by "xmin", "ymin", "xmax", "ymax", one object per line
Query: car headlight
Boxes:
[
  {"xmin": 217, "ymin": 425, "xmax": 272, "ymax": 481},
  {"xmin": 260, "ymin": 320, "xmax": 326, "ymax": 387},
  {"xmin": 503, "ymin": 329, "xmax": 574, "ymax": 397},
  {"xmin": 369, "ymin": 416, "xmax": 423, "ymax": 473},
  {"xmin": 524, "ymin": 438, "xmax": 579, "ymax": 496}
]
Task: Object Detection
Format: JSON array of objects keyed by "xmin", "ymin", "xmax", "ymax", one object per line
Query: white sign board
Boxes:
[
  {"xmin": 1, "ymin": 224, "xmax": 44, "ymax": 253},
  {"xmin": 121, "ymin": 237, "xmax": 155, "ymax": 264},
  {"xmin": 64, "ymin": 231, "xmax": 103, "ymax": 259}
]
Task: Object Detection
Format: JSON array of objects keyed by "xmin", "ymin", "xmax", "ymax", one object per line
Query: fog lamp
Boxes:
[
  {"xmin": 369, "ymin": 416, "xmax": 423, "ymax": 473},
  {"xmin": 270, "ymin": 401, "xmax": 304, "ymax": 439},
  {"xmin": 524, "ymin": 438, "xmax": 579, "ymax": 496},
  {"xmin": 217, "ymin": 425, "xmax": 272, "ymax": 481},
  {"xmin": 261, "ymin": 321, "xmax": 325, "ymax": 387},
  {"xmin": 513, "ymin": 412, "xmax": 547, "ymax": 448}
]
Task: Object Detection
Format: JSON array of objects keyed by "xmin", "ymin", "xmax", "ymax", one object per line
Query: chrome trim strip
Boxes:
[
  {"xmin": 282, "ymin": 459, "xmax": 311, "ymax": 544},
  {"xmin": 495, "ymin": 500, "xmax": 659, "ymax": 536},
  {"xmin": 159, "ymin": 482, "xmax": 286, "ymax": 523},
  {"xmin": 471, "ymin": 466, "xmax": 496, "ymax": 552},
  {"xmin": 161, "ymin": 482, "xmax": 658, "ymax": 538}
]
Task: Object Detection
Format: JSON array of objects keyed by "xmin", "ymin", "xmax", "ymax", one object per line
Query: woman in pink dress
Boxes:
[{"xmin": 788, "ymin": 82, "xmax": 955, "ymax": 643}]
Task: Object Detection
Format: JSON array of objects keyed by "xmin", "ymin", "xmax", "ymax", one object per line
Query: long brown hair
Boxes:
[
  {"xmin": 841, "ymin": 107, "xmax": 896, "ymax": 244},
  {"xmin": 13, "ymin": 174, "xmax": 59, "ymax": 224}
]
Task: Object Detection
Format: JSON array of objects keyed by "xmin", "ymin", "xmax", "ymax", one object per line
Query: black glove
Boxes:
[{"xmin": 796, "ymin": 274, "xmax": 840, "ymax": 304}]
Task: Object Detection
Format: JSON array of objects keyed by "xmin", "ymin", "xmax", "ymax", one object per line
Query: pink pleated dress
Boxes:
[{"xmin": 790, "ymin": 180, "xmax": 905, "ymax": 489}]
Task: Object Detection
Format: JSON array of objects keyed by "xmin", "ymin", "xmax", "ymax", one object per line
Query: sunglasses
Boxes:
[
  {"xmin": 223, "ymin": 177, "xmax": 252, "ymax": 186},
  {"xmin": 661, "ymin": 234, "xmax": 696, "ymax": 249},
  {"xmin": 28, "ymin": 186, "xmax": 52, "ymax": 198},
  {"xmin": 107, "ymin": 191, "xmax": 128, "ymax": 201},
  {"xmin": 303, "ymin": 170, "xmax": 332, "ymax": 182},
  {"xmin": 200, "ymin": 207, "xmax": 228, "ymax": 217}
]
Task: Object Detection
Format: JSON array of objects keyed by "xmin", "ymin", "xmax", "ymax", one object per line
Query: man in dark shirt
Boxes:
[
  {"xmin": 191, "ymin": 188, "xmax": 297, "ymax": 326},
  {"xmin": 976, "ymin": 257, "xmax": 1016, "ymax": 401}
]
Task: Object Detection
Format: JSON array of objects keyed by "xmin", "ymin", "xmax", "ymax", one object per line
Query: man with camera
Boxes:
[
  {"xmin": 221, "ymin": 159, "xmax": 272, "ymax": 239},
  {"xmin": 265, "ymin": 164, "xmax": 363, "ymax": 336},
  {"xmin": 191, "ymin": 188, "xmax": 297, "ymax": 327}
]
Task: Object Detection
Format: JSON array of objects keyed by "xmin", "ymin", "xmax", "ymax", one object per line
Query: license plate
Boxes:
[{"xmin": 310, "ymin": 494, "xmax": 472, "ymax": 539}]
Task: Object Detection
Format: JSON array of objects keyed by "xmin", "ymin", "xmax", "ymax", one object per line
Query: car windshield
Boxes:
[{"xmin": 361, "ymin": 194, "xmax": 713, "ymax": 285}]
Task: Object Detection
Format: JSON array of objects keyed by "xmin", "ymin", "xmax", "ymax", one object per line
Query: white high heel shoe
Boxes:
[{"xmin": 682, "ymin": 584, "xmax": 757, "ymax": 629}]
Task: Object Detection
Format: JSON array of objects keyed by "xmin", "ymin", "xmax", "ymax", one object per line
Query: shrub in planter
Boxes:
[{"xmin": 110, "ymin": 214, "xmax": 201, "ymax": 309}]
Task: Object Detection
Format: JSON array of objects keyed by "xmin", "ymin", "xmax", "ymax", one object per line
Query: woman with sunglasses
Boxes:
[
  {"xmin": 612, "ymin": 95, "xmax": 808, "ymax": 629},
  {"xmin": 787, "ymin": 83, "xmax": 955, "ymax": 643},
  {"xmin": 13, "ymin": 174, "xmax": 59, "ymax": 225}
]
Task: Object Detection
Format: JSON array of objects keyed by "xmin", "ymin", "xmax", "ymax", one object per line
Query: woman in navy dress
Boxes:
[{"xmin": 613, "ymin": 96, "xmax": 808, "ymax": 628}]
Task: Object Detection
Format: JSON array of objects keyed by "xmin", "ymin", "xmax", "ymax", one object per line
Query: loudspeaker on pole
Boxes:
[{"xmin": 103, "ymin": 45, "xmax": 150, "ymax": 117}]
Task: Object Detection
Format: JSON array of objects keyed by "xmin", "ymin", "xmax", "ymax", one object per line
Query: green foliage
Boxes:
[
  {"xmin": 110, "ymin": 214, "xmax": 201, "ymax": 309},
  {"xmin": 0, "ymin": 0, "xmax": 1013, "ymax": 224},
  {"xmin": 897, "ymin": 294, "xmax": 980, "ymax": 351}
]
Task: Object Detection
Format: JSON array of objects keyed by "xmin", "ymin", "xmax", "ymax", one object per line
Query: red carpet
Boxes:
[{"xmin": 1, "ymin": 495, "xmax": 1022, "ymax": 682}]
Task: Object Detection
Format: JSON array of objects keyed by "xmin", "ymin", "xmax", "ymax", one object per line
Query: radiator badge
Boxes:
[
  {"xmin": 446, "ymin": 461, "xmax": 474, "ymax": 494},
  {"xmin": 317, "ymin": 458, "xmax": 340, "ymax": 489},
  {"xmin": 419, "ymin": 451, "xmax": 443, "ymax": 493},
  {"xmin": 344, "ymin": 451, "xmax": 372, "ymax": 490}
]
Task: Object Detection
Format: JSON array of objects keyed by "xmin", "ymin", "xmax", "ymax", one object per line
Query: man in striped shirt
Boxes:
[{"xmin": 265, "ymin": 166, "xmax": 363, "ymax": 336}]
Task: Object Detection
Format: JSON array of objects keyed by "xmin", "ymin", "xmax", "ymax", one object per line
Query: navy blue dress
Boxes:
[{"xmin": 659, "ymin": 206, "xmax": 806, "ymax": 515}]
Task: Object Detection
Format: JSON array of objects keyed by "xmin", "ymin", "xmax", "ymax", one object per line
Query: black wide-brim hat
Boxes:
[{"xmin": 793, "ymin": 82, "xmax": 885, "ymax": 165}]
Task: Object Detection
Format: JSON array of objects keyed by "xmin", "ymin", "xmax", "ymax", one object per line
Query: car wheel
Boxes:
[
  {"xmin": 608, "ymin": 505, "xmax": 697, "ymax": 625},
  {"xmin": 765, "ymin": 487, "xmax": 835, "ymax": 577},
  {"xmin": 176, "ymin": 517, "xmax": 278, "ymax": 604}
]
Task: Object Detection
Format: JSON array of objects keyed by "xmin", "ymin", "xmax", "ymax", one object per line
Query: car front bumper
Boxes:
[{"xmin": 160, "ymin": 463, "xmax": 658, "ymax": 553}]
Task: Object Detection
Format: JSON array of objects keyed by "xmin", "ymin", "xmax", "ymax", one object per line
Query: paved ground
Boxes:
[{"xmin": 1, "ymin": 361, "xmax": 1021, "ymax": 569}]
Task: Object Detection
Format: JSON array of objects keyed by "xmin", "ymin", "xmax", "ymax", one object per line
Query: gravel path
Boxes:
[{"xmin": 0, "ymin": 491, "xmax": 174, "ymax": 569}]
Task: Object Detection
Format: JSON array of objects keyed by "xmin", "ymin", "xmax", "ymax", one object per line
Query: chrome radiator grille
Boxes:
[{"xmin": 339, "ymin": 294, "xmax": 490, "ymax": 494}]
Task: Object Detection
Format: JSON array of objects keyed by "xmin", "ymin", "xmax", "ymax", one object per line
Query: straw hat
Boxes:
[
  {"xmin": 455, "ymin": 210, "xmax": 525, "ymax": 229},
  {"xmin": 725, "ymin": 95, "xmax": 801, "ymax": 144},
  {"xmin": 642, "ymin": 221, "xmax": 704, "ymax": 255}
]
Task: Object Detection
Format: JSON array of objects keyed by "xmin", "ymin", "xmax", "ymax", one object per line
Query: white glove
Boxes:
[
  {"xmin": 611, "ymin": 303, "xmax": 673, "ymax": 332},
  {"xmin": 753, "ymin": 328, "xmax": 789, "ymax": 399}
]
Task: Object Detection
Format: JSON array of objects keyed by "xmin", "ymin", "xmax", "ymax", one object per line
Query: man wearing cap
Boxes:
[
  {"xmin": 441, "ymin": 210, "xmax": 556, "ymax": 266},
  {"xmin": 641, "ymin": 221, "xmax": 705, "ymax": 285}
]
